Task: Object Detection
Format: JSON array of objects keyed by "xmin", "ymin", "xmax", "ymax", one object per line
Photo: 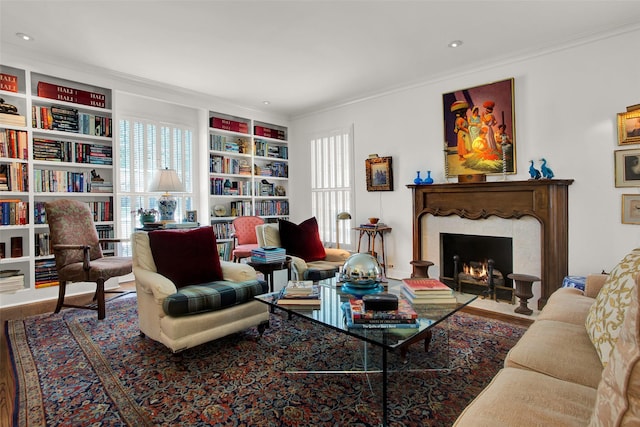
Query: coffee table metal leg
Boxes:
[{"xmin": 382, "ymin": 348, "xmax": 388, "ymax": 427}]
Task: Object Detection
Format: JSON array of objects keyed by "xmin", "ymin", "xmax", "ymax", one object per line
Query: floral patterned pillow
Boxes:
[
  {"xmin": 589, "ymin": 270, "xmax": 640, "ymax": 426},
  {"xmin": 586, "ymin": 249, "xmax": 640, "ymax": 366}
]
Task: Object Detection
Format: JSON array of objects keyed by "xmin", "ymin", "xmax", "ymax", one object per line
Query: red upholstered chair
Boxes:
[
  {"xmin": 231, "ymin": 216, "xmax": 265, "ymax": 262},
  {"xmin": 44, "ymin": 199, "xmax": 133, "ymax": 320}
]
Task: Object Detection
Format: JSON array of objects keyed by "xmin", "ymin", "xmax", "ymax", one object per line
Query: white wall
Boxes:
[{"xmin": 290, "ymin": 28, "xmax": 640, "ymax": 280}]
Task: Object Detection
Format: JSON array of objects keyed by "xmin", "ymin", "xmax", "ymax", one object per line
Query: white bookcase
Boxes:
[
  {"xmin": 208, "ymin": 112, "xmax": 289, "ymax": 260},
  {"xmin": 0, "ymin": 64, "xmax": 117, "ymax": 300}
]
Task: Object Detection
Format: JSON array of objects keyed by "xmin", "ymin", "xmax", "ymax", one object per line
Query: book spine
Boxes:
[
  {"xmin": 37, "ymin": 81, "xmax": 106, "ymax": 108},
  {"xmin": 210, "ymin": 117, "xmax": 249, "ymax": 133},
  {"xmin": 0, "ymin": 73, "xmax": 18, "ymax": 92}
]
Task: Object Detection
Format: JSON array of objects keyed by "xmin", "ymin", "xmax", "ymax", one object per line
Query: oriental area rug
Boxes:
[{"xmin": 7, "ymin": 294, "xmax": 526, "ymax": 426}]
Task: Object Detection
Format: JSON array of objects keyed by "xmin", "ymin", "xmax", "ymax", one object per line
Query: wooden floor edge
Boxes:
[{"xmin": 460, "ymin": 305, "xmax": 535, "ymax": 327}]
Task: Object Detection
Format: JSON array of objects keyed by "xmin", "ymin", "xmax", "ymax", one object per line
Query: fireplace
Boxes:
[
  {"xmin": 440, "ymin": 233, "xmax": 514, "ymax": 301},
  {"xmin": 409, "ymin": 179, "xmax": 573, "ymax": 309}
]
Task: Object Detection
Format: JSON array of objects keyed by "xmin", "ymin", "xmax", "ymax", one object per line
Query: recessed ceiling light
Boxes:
[
  {"xmin": 16, "ymin": 32, "xmax": 34, "ymax": 41},
  {"xmin": 263, "ymin": 101, "xmax": 271, "ymax": 105},
  {"xmin": 448, "ymin": 40, "xmax": 463, "ymax": 48}
]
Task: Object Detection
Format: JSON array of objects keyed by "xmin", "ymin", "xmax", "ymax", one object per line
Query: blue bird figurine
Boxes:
[
  {"xmin": 528, "ymin": 160, "xmax": 541, "ymax": 180},
  {"xmin": 540, "ymin": 158, "xmax": 554, "ymax": 179}
]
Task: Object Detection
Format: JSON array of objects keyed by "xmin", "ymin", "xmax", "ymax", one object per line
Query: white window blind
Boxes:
[
  {"xmin": 118, "ymin": 117, "xmax": 194, "ymax": 255},
  {"xmin": 310, "ymin": 126, "xmax": 354, "ymax": 249}
]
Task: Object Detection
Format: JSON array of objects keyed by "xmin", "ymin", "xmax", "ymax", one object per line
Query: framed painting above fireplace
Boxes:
[{"xmin": 442, "ymin": 78, "xmax": 516, "ymax": 178}]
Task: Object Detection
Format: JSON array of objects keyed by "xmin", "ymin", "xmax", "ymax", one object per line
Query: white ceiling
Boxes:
[{"xmin": 2, "ymin": 1, "xmax": 640, "ymax": 118}]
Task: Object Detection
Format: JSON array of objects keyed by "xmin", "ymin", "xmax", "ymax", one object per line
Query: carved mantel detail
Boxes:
[{"xmin": 408, "ymin": 179, "xmax": 574, "ymax": 309}]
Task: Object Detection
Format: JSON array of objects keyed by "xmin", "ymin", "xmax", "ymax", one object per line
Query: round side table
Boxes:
[
  {"xmin": 507, "ymin": 273, "xmax": 540, "ymax": 315},
  {"xmin": 247, "ymin": 256, "xmax": 292, "ymax": 293}
]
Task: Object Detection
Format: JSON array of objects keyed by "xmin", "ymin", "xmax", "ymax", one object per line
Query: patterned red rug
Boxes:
[{"xmin": 7, "ymin": 294, "xmax": 526, "ymax": 426}]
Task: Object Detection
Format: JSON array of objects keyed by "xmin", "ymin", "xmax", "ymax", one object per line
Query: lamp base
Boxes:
[{"xmin": 158, "ymin": 193, "xmax": 177, "ymax": 223}]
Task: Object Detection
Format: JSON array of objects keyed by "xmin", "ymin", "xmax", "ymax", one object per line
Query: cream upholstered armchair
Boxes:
[
  {"xmin": 132, "ymin": 227, "xmax": 269, "ymax": 353},
  {"xmin": 255, "ymin": 218, "xmax": 351, "ymax": 281}
]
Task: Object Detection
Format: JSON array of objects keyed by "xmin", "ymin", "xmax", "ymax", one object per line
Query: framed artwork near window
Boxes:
[
  {"xmin": 365, "ymin": 156, "xmax": 393, "ymax": 191},
  {"xmin": 186, "ymin": 210, "xmax": 197, "ymax": 222},
  {"xmin": 617, "ymin": 107, "xmax": 640, "ymax": 145},
  {"xmin": 615, "ymin": 148, "xmax": 640, "ymax": 187},
  {"xmin": 442, "ymin": 78, "xmax": 516, "ymax": 177},
  {"xmin": 622, "ymin": 194, "xmax": 640, "ymax": 224}
]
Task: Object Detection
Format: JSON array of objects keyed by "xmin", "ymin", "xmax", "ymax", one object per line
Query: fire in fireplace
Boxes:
[{"xmin": 440, "ymin": 233, "xmax": 513, "ymax": 300}]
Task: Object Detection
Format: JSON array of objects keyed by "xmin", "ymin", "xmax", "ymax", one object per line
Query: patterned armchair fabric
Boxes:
[{"xmin": 44, "ymin": 199, "xmax": 133, "ymax": 320}]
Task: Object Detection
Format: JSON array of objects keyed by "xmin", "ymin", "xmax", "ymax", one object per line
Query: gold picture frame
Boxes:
[
  {"xmin": 365, "ymin": 156, "xmax": 393, "ymax": 191},
  {"xmin": 443, "ymin": 78, "xmax": 516, "ymax": 177},
  {"xmin": 615, "ymin": 148, "xmax": 640, "ymax": 187},
  {"xmin": 622, "ymin": 194, "xmax": 640, "ymax": 224},
  {"xmin": 617, "ymin": 108, "xmax": 640, "ymax": 145},
  {"xmin": 185, "ymin": 210, "xmax": 197, "ymax": 222}
]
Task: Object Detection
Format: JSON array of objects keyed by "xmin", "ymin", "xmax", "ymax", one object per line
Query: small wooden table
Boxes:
[
  {"xmin": 247, "ymin": 256, "xmax": 292, "ymax": 293},
  {"xmin": 354, "ymin": 225, "xmax": 392, "ymax": 273}
]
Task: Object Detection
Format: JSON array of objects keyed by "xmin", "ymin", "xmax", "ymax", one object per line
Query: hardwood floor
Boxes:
[{"xmin": 0, "ymin": 281, "xmax": 136, "ymax": 426}]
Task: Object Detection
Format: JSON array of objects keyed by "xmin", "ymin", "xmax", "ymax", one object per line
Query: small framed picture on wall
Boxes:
[
  {"xmin": 615, "ymin": 149, "xmax": 640, "ymax": 187},
  {"xmin": 365, "ymin": 156, "xmax": 393, "ymax": 191},
  {"xmin": 622, "ymin": 194, "xmax": 640, "ymax": 224},
  {"xmin": 617, "ymin": 107, "xmax": 640, "ymax": 145}
]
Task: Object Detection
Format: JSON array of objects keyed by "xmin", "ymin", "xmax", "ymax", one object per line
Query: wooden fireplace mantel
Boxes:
[{"xmin": 408, "ymin": 179, "xmax": 574, "ymax": 309}]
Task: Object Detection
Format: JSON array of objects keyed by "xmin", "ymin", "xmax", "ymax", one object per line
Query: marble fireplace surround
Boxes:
[{"xmin": 409, "ymin": 179, "xmax": 573, "ymax": 310}]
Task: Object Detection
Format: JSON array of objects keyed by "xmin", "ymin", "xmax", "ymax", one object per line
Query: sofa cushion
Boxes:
[
  {"xmin": 589, "ymin": 271, "xmax": 640, "ymax": 426},
  {"xmin": 162, "ymin": 280, "xmax": 269, "ymax": 317},
  {"xmin": 149, "ymin": 226, "xmax": 223, "ymax": 289},
  {"xmin": 505, "ymin": 319, "xmax": 604, "ymax": 388},
  {"xmin": 536, "ymin": 287, "xmax": 596, "ymax": 326},
  {"xmin": 278, "ymin": 217, "xmax": 326, "ymax": 262},
  {"xmin": 261, "ymin": 223, "xmax": 281, "ymax": 247},
  {"xmin": 586, "ymin": 249, "xmax": 640, "ymax": 366},
  {"xmin": 453, "ymin": 367, "xmax": 597, "ymax": 427}
]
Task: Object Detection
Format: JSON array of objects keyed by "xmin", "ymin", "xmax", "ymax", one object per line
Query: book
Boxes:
[
  {"xmin": 282, "ymin": 280, "xmax": 315, "ymax": 295},
  {"xmin": 276, "ymin": 297, "xmax": 321, "ymax": 309},
  {"xmin": 402, "ymin": 278, "xmax": 454, "ymax": 295},
  {"xmin": 348, "ymin": 298, "xmax": 418, "ymax": 323},
  {"xmin": 0, "ymin": 73, "xmax": 18, "ymax": 92},
  {"xmin": 0, "ymin": 273, "xmax": 25, "ymax": 292},
  {"xmin": 401, "ymin": 288, "xmax": 458, "ymax": 305},
  {"xmin": 342, "ymin": 303, "xmax": 419, "ymax": 328},
  {"xmin": 37, "ymin": 81, "xmax": 106, "ymax": 108}
]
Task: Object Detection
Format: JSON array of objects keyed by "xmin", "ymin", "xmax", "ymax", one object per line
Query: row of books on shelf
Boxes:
[
  {"xmin": 254, "ymin": 125, "xmax": 286, "ymax": 140},
  {"xmin": 210, "ymin": 177, "xmax": 252, "ymax": 196},
  {"xmin": 254, "ymin": 200, "xmax": 289, "ymax": 216},
  {"xmin": 33, "ymin": 169, "xmax": 90, "ymax": 193},
  {"xmin": 209, "ymin": 134, "xmax": 250, "ymax": 154},
  {"xmin": 211, "ymin": 222, "xmax": 234, "ymax": 240},
  {"xmin": 0, "ymin": 272, "xmax": 25, "ymax": 292},
  {"xmin": 34, "ymin": 258, "xmax": 58, "ymax": 288},
  {"xmin": 401, "ymin": 278, "xmax": 458, "ymax": 304},
  {"xmin": 210, "ymin": 155, "xmax": 252, "ymax": 175},
  {"xmin": 32, "ymin": 200, "xmax": 112, "ymax": 224},
  {"xmin": 0, "ymin": 163, "xmax": 28, "ymax": 191},
  {"xmin": 36, "ymin": 81, "xmax": 107, "ymax": 109},
  {"xmin": 276, "ymin": 280, "xmax": 321, "ymax": 308},
  {"xmin": 255, "ymin": 162, "xmax": 287, "ymax": 178},
  {"xmin": 0, "ymin": 113, "xmax": 26, "ymax": 127},
  {"xmin": 0, "ymin": 129, "xmax": 28, "ymax": 159},
  {"xmin": 229, "ymin": 200, "xmax": 253, "ymax": 217},
  {"xmin": 216, "ymin": 241, "xmax": 233, "ymax": 261},
  {"xmin": 250, "ymin": 246, "xmax": 286, "ymax": 263},
  {"xmin": 210, "ymin": 117, "xmax": 249, "ymax": 134},
  {"xmin": 32, "ymin": 105, "xmax": 112, "ymax": 137},
  {"xmin": 0, "ymin": 200, "xmax": 28, "ymax": 225},
  {"xmin": 0, "ymin": 236, "xmax": 24, "ymax": 258},
  {"xmin": 254, "ymin": 139, "xmax": 288, "ymax": 159},
  {"xmin": 33, "ymin": 138, "xmax": 112, "ymax": 165}
]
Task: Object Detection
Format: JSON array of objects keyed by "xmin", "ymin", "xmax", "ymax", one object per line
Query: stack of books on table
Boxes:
[
  {"xmin": 342, "ymin": 297, "xmax": 419, "ymax": 328},
  {"xmin": 401, "ymin": 278, "xmax": 458, "ymax": 305},
  {"xmin": 276, "ymin": 280, "xmax": 321, "ymax": 309},
  {"xmin": 0, "ymin": 271, "xmax": 25, "ymax": 292},
  {"xmin": 251, "ymin": 246, "xmax": 286, "ymax": 263}
]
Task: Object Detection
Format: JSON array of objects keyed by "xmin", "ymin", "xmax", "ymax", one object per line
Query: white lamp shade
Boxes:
[{"xmin": 149, "ymin": 168, "xmax": 185, "ymax": 194}]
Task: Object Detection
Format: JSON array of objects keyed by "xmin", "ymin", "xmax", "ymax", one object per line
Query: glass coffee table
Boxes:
[{"xmin": 255, "ymin": 277, "xmax": 477, "ymax": 426}]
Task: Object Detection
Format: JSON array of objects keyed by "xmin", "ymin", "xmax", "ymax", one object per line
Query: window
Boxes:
[
  {"xmin": 118, "ymin": 117, "xmax": 194, "ymax": 255},
  {"xmin": 310, "ymin": 126, "xmax": 354, "ymax": 249}
]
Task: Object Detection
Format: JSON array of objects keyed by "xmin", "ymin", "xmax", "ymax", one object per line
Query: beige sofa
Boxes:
[
  {"xmin": 132, "ymin": 231, "xmax": 270, "ymax": 353},
  {"xmin": 454, "ymin": 249, "xmax": 640, "ymax": 426}
]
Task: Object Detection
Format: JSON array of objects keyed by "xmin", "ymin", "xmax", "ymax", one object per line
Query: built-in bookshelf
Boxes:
[
  {"xmin": 209, "ymin": 113, "xmax": 289, "ymax": 260},
  {"xmin": 0, "ymin": 64, "xmax": 117, "ymax": 299}
]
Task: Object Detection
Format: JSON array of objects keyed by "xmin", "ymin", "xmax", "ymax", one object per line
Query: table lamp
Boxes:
[
  {"xmin": 149, "ymin": 168, "xmax": 185, "ymax": 223},
  {"xmin": 336, "ymin": 211, "xmax": 352, "ymax": 249}
]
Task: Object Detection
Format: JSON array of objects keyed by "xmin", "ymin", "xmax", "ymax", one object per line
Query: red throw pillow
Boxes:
[
  {"xmin": 148, "ymin": 226, "xmax": 223, "ymax": 288},
  {"xmin": 278, "ymin": 217, "xmax": 326, "ymax": 262}
]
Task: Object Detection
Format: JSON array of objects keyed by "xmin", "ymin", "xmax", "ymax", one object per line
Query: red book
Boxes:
[
  {"xmin": 0, "ymin": 73, "xmax": 18, "ymax": 92},
  {"xmin": 37, "ymin": 82, "xmax": 106, "ymax": 108},
  {"xmin": 210, "ymin": 117, "xmax": 249, "ymax": 133},
  {"xmin": 402, "ymin": 278, "xmax": 453, "ymax": 295}
]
